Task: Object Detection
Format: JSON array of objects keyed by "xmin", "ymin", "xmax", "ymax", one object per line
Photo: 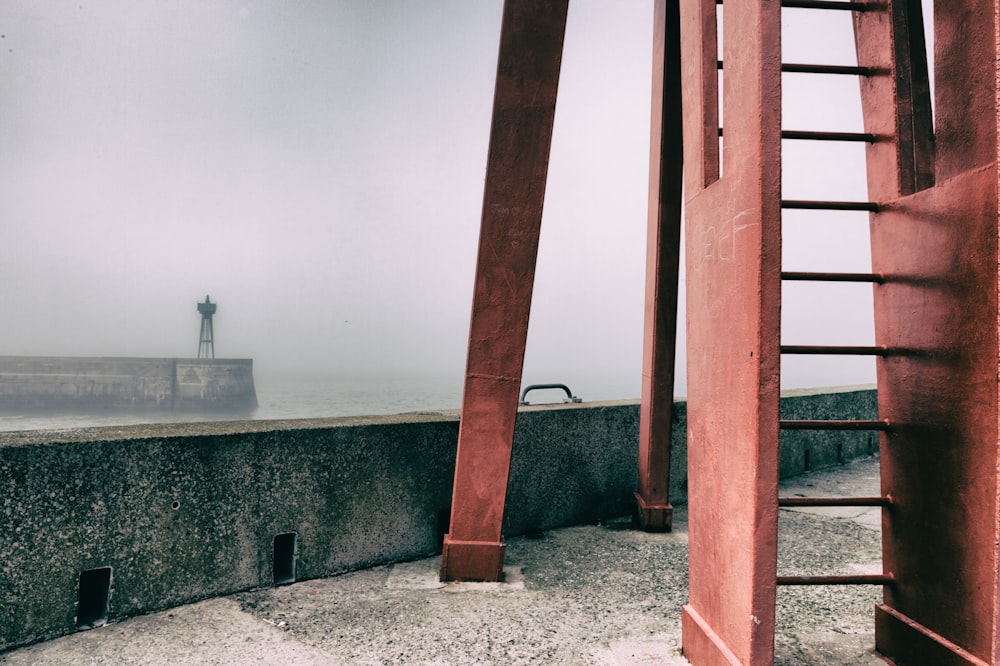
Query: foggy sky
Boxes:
[{"xmin": 0, "ymin": 1, "xmax": 913, "ymax": 399}]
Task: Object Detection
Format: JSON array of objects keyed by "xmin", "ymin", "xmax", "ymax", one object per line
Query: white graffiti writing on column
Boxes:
[{"xmin": 702, "ymin": 208, "xmax": 759, "ymax": 262}]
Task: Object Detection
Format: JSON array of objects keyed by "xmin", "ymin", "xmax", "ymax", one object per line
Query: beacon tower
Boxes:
[{"xmin": 197, "ymin": 295, "xmax": 216, "ymax": 359}]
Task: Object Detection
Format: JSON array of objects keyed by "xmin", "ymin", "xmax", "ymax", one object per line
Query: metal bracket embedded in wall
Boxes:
[{"xmin": 518, "ymin": 384, "xmax": 582, "ymax": 406}]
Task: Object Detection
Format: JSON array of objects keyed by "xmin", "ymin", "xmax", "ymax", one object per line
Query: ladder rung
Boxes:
[
  {"xmin": 782, "ymin": 63, "xmax": 874, "ymax": 76},
  {"xmin": 780, "ymin": 345, "xmax": 888, "ymax": 356},
  {"xmin": 782, "ymin": 199, "xmax": 880, "ymax": 212},
  {"xmin": 780, "ymin": 419, "xmax": 890, "ymax": 431},
  {"xmin": 718, "ymin": 61, "xmax": 875, "ymax": 76},
  {"xmin": 717, "ymin": 128, "xmax": 877, "ymax": 143},
  {"xmin": 718, "ymin": 0, "xmax": 870, "ymax": 6},
  {"xmin": 780, "ymin": 0, "xmax": 871, "ymax": 10},
  {"xmin": 782, "ymin": 130, "xmax": 877, "ymax": 142},
  {"xmin": 779, "ymin": 496, "xmax": 891, "ymax": 507},
  {"xmin": 777, "ymin": 574, "xmax": 894, "ymax": 586},
  {"xmin": 781, "ymin": 271, "xmax": 884, "ymax": 283}
]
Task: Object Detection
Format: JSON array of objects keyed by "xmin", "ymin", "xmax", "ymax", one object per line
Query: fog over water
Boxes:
[{"xmin": 1, "ymin": 2, "xmax": 923, "ymax": 424}]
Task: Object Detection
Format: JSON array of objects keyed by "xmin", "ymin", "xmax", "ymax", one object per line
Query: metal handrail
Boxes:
[{"xmin": 519, "ymin": 383, "xmax": 582, "ymax": 406}]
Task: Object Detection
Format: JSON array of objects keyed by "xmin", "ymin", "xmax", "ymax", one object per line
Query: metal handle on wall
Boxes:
[{"xmin": 518, "ymin": 383, "xmax": 582, "ymax": 406}]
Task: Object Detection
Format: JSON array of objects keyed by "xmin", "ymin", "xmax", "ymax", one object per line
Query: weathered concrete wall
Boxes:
[
  {"xmin": 778, "ymin": 386, "xmax": 879, "ymax": 476},
  {"xmin": 173, "ymin": 359, "xmax": 258, "ymax": 412},
  {"xmin": 0, "ymin": 357, "xmax": 175, "ymax": 409},
  {"xmin": 0, "ymin": 386, "xmax": 875, "ymax": 651},
  {"xmin": 0, "ymin": 415, "xmax": 460, "ymax": 652},
  {"xmin": 504, "ymin": 402, "xmax": 641, "ymax": 535},
  {"xmin": 0, "ymin": 356, "xmax": 257, "ymax": 413}
]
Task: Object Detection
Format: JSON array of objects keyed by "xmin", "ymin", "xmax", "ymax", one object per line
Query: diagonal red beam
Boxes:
[
  {"xmin": 439, "ymin": 0, "xmax": 569, "ymax": 583},
  {"xmin": 636, "ymin": 0, "xmax": 683, "ymax": 533}
]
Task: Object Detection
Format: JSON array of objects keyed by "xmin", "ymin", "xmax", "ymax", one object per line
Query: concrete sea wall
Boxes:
[
  {"xmin": 0, "ymin": 356, "xmax": 257, "ymax": 413},
  {"xmin": 0, "ymin": 386, "xmax": 876, "ymax": 651}
]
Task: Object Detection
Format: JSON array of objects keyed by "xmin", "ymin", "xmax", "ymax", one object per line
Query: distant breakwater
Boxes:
[{"xmin": 0, "ymin": 356, "xmax": 257, "ymax": 414}]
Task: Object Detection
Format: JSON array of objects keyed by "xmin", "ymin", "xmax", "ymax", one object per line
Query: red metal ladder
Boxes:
[
  {"xmin": 676, "ymin": 0, "xmax": 956, "ymax": 663},
  {"xmin": 684, "ymin": 0, "xmax": 1000, "ymax": 663},
  {"xmin": 768, "ymin": 3, "xmax": 1000, "ymax": 664},
  {"xmin": 770, "ymin": 0, "xmax": 896, "ymax": 591}
]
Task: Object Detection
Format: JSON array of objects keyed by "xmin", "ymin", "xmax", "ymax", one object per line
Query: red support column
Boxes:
[
  {"xmin": 854, "ymin": 2, "xmax": 1000, "ymax": 664},
  {"xmin": 635, "ymin": 0, "xmax": 683, "ymax": 533},
  {"xmin": 679, "ymin": 0, "xmax": 782, "ymax": 662},
  {"xmin": 439, "ymin": 0, "xmax": 568, "ymax": 583}
]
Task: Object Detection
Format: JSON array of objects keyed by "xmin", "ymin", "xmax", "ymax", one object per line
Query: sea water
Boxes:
[{"xmin": 0, "ymin": 371, "xmax": 642, "ymax": 432}]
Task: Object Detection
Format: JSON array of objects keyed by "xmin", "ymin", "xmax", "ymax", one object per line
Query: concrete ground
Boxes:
[{"xmin": 1, "ymin": 458, "xmax": 887, "ymax": 665}]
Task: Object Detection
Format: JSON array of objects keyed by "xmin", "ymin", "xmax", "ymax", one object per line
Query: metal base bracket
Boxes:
[
  {"xmin": 634, "ymin": 492, "xmax": 673, "ymax": 532},
  {"xmin": 875, "ymin": 604, "xmax": 990, "ymax": 666},
  {"xmin": 439, "ymin": 536, "xmax": 506, "ymax": 582},
  {"xmin": 681, "ymin": 604, "xmax": 744, "ymax": 665}
]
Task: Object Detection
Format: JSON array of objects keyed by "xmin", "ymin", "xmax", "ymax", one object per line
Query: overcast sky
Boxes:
[{"xmin": 1, "ymin": 1, "xmax": 923, "ymax": 398}]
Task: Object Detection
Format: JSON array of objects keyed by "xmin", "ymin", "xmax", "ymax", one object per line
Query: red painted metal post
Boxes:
[
  {"xmin": 854, "ymin": 2, "xmax": 1000, "ymax": 664},
  {"xmin": 439, "ymin": 0, "xmax": 568, "ymax": 583},
  {"xmin": 635, "ymin": 0, "xmax": 683, "ymax": 533},
  {"xmin": 679, "ymin": 0, "xmax": 782, "ymax": 662}
]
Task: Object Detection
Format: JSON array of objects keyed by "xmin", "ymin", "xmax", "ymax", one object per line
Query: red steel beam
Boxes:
[
  {"xmin": 854, "ymin": 0, "xmax": 1000, "ymax": 663},
  {"xmin": 439, "ymin": 0, "xmax": 568, "ymax": 583},
  {"xmin": 679, "ymin": 0, "xmax": 782, "ymax": 662},
  {"xmin": 635, "ymin": 0, "xmax": 683, "ymax": 533}
]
